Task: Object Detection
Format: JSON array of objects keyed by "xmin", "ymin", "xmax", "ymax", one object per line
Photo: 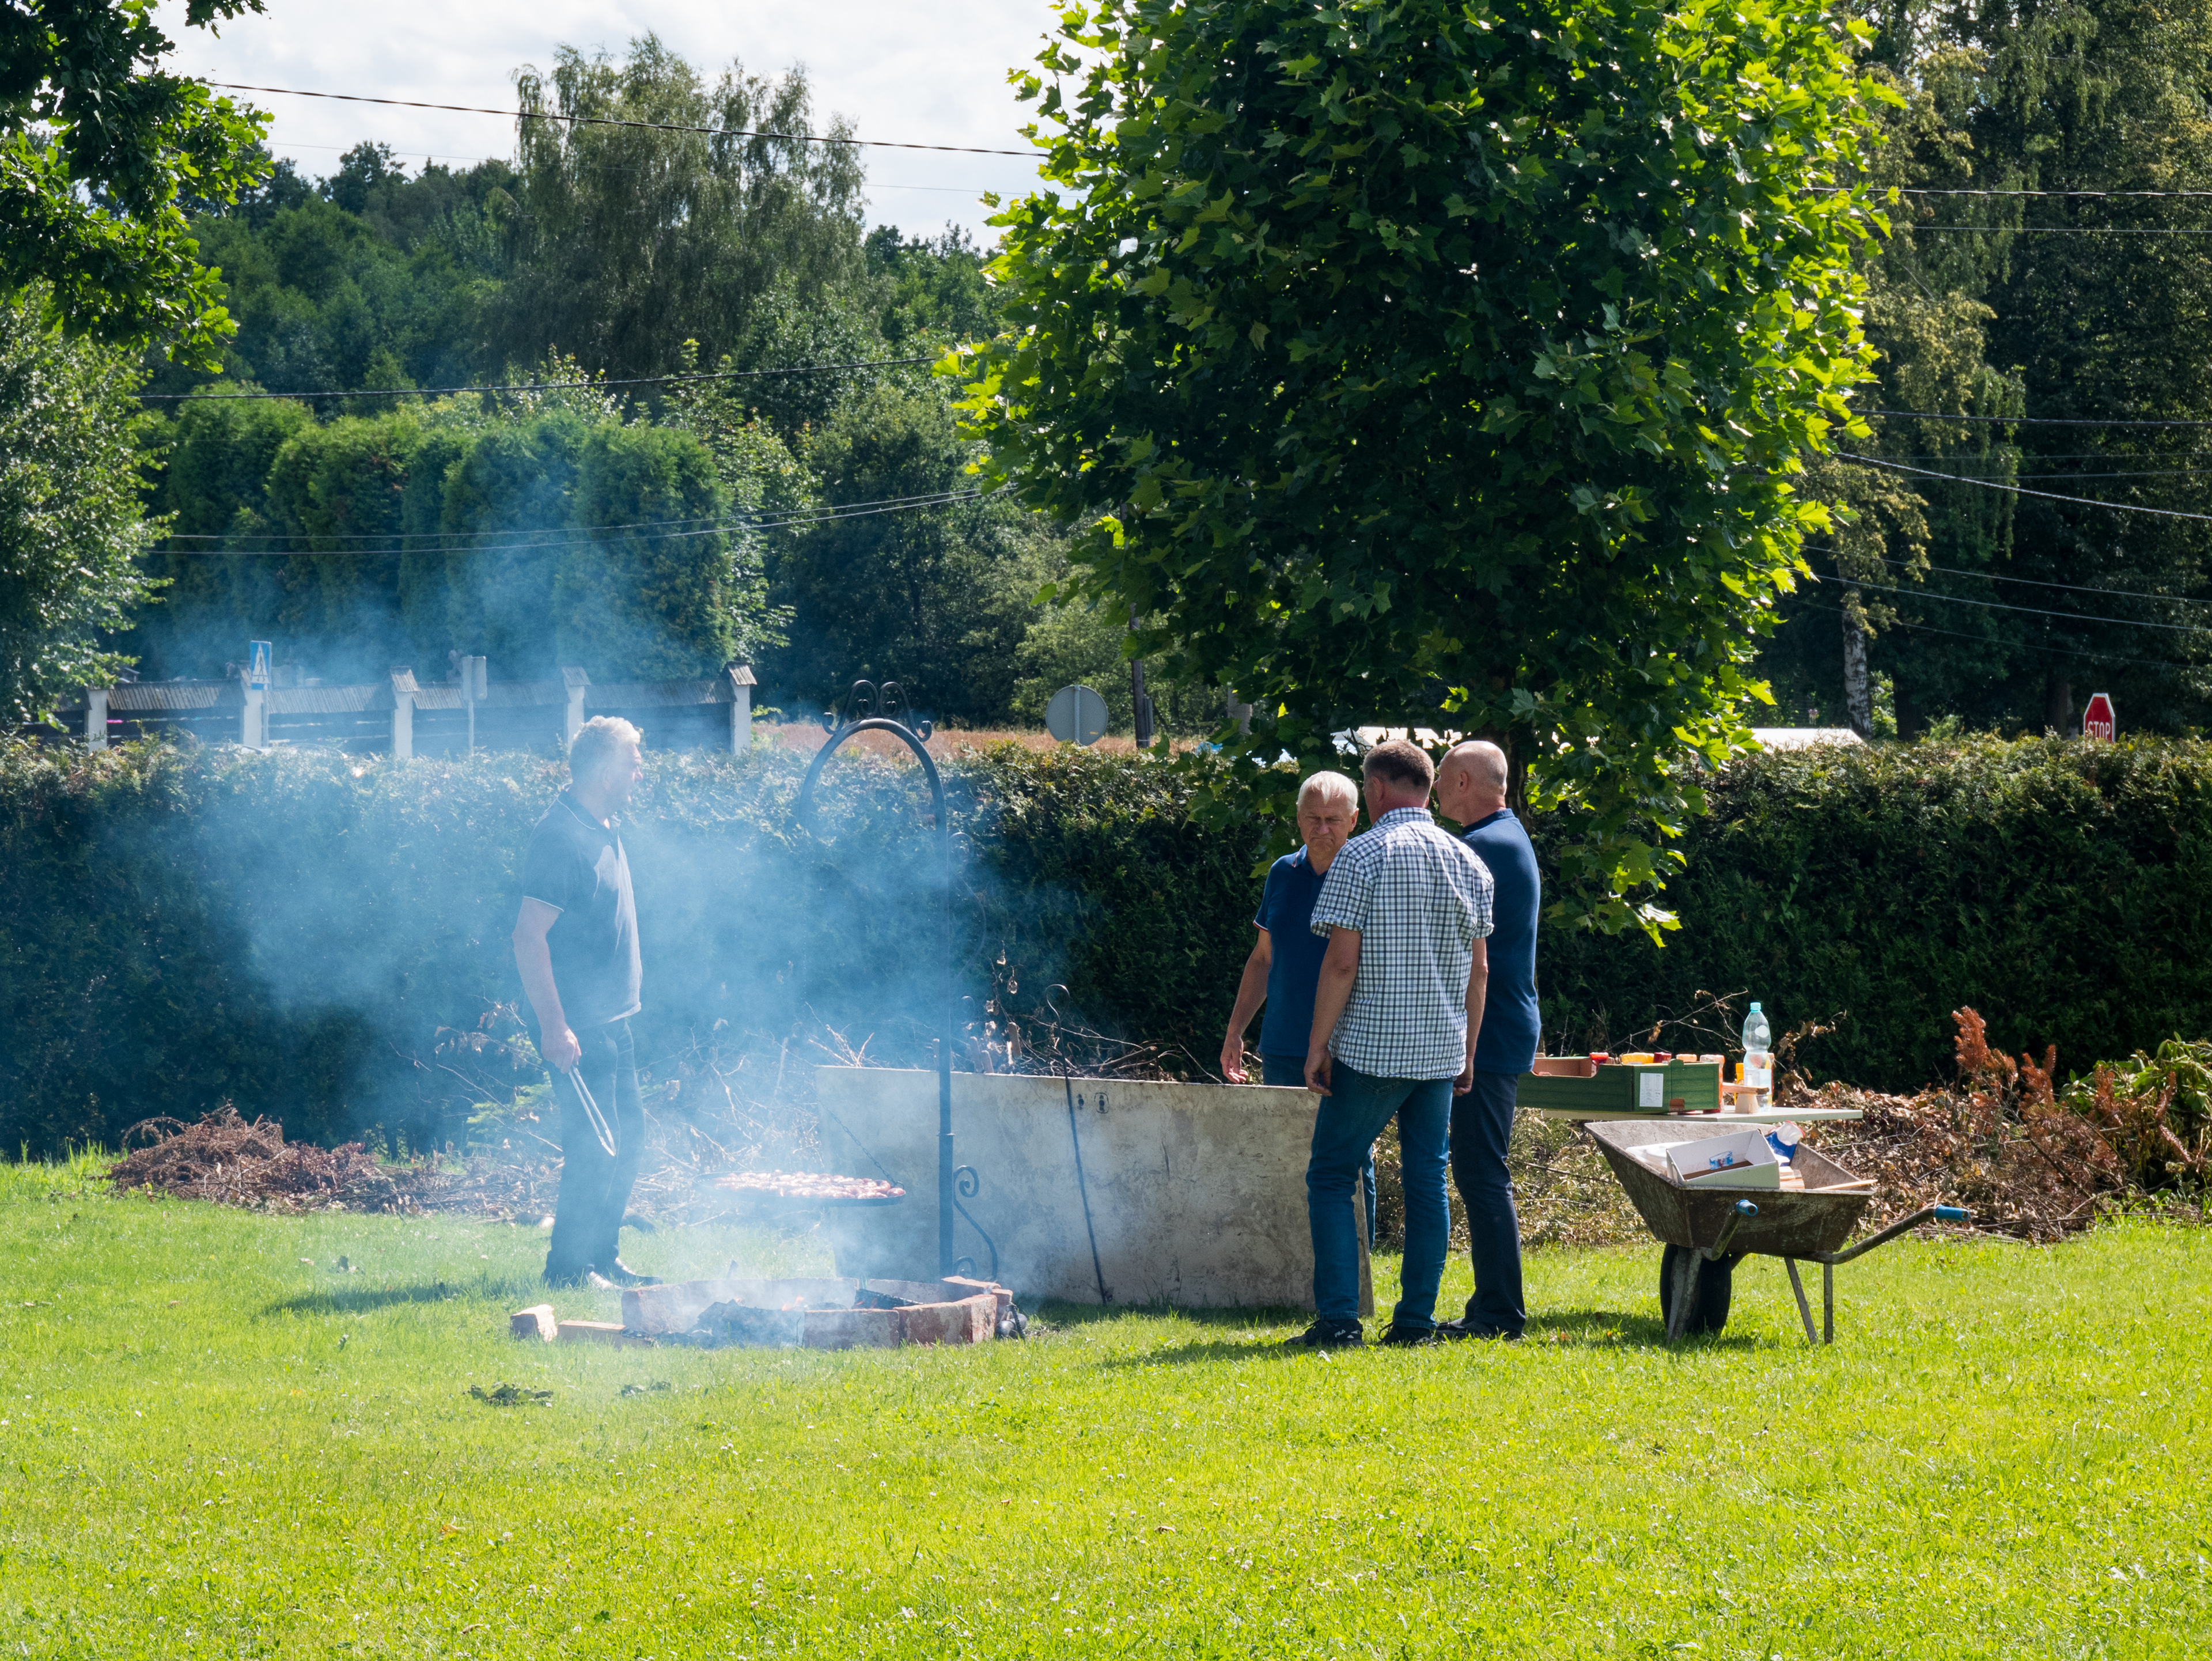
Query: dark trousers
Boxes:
[
  {"xmin": 1450, "ymin": 1068, "xmax": 1527, "ymax": 1335},
  {"xmin": 545, "ymin": 1019, "xmax": 645, "ymax": 1284},
  {"xmin": 1263, "ymin": 1053, "xmax": 1376, "ymax": 1247}
]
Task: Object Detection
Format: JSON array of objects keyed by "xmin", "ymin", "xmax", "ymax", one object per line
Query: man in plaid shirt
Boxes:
[{"xmin": 1291, "ymin": 738, "xmax": 1495, "ymax": 1348}]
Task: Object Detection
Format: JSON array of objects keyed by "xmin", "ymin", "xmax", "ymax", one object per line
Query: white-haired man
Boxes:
[
  {"xmin": 1219, "ymin": 771, "xmax": 1377, "ymax": 1239},
  {"xmin": 513, "ymin": 716, "xmax": 655, "ymax": 1289},
  {"xmin": 1434, "ymin": 739, "xmax": 1540, "ymax": 1340}
]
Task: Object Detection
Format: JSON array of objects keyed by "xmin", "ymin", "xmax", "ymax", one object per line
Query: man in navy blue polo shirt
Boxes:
[
  {"xmin": 1221, "ymin": 771, "xmax": 1371, "ymax": 1238},
  {"xmin": 1221, "ymin": 771, "xmax": 1359, "ymax": 1088},
  {"xmin": 1434, "ymin": 739, "xmax": 1540, "ymax": 1340}
]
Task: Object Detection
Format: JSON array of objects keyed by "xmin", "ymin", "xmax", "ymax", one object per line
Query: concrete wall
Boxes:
[{"xmin": 812, "ymin": 1066, "xmax": 1370, "ymax": 1315}]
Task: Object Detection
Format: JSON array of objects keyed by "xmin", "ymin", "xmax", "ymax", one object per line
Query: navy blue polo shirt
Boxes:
[
  {"xmin": 1460, "ymin": 809, "xmax": 1541, "ymax": 1075},
  {"xmin": 1253, "ymin": 847, "xmax": 1331, "ymax": 1058}
]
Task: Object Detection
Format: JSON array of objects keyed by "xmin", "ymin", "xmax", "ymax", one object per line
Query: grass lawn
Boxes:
[{"xmin": 2, "ymin": 1153, "xmax": 2207, "ymax": 1659}]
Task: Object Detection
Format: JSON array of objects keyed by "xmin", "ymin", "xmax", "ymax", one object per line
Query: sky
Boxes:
[{"xmin": 153, "ymin": 0, "xmax": 1059, "ymax": 243}]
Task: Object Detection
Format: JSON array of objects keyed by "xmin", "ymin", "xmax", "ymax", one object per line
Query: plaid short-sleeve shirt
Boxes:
[{"xmin": 1309, "ymin": 806, "xmax": 1495, "ymax": 1080}]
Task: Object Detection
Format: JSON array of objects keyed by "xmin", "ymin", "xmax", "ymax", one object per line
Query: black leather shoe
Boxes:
[
  {"xmin": 1281, "ymin": 1319, "xmax": 1365, "ymax": 1350},
  {"xmin": 1378, "ymin": 1322, "xmax": 1440, "ymax": 1346},
  {"xmin": 599, "ymin": 1259, "xmax": 662, "ymax": 1288}
]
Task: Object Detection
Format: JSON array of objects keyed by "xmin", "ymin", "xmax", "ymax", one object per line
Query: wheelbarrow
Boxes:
[{"xmin": 1581, "ymin": 1119, "xmax": 1968, "ymax": 1344}]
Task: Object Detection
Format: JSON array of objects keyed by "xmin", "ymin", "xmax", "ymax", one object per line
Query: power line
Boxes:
[
  {"xmin": 151, "ymin": 489, "xmax": 1001, "ymax": 558},
  {"xmin": 1815, "ymin": 184, "xmax": 2212, "ymax": 198},
  {"xmin": 1792, "ymin": 600, "xmax": 2191, "ymax": 671},
  {"xmin": 1870, "ymin": 411, "xmax": 2212, "ymax": 427},
  {"xmin": 208, "ymin": 82, "xmax": 1035, "ymax": 158},
  {"xmin": 161, "ymin": 510, "xmax": 736, "ymax": 544},
  {"xmin": 1804, "ymin": 546, "xmax": 2212, "ymax": 609},
  {"xmin": 139, "ymin": 356, "xmax": 938, "ymax": 403},
  {"xmin": 1881, "ymin": 187, "xmax": 2212, "ymax": 198},
  {"xmin": 1821, "ymin": 574, "xmax": 2211, "ymax": 635},
  {"xmin": 1847, "ymin": 464, "xmax": 2212, "ymax": 479},
  {"xmin": 1840, "ymin": 452, "xmax": 2212, "ymax": 524},
  {"xmin": 1870, "ymin": 410, "xmax": 2212, "ymax": 427},
  {"xmin": 1914, "ymin": 225, "xmax": 2212, "ymax": 235}
]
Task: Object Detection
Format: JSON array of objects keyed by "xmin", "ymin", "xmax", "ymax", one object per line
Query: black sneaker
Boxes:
[
  {"xmin": 1437, "ymin": 1318, "xmax": 1523, "ymax": 1342},
  {"xmin": 599, "ymin": 1259, "xmax": 662, "ymax": 1289},
  {"xmin": 1377, "ymin": 1322, "xmax": 1440, "ymax": 1346},
  {"xmin": 1281, "ymin": 1319, "xmax": 1365, "ymax": 1350}
]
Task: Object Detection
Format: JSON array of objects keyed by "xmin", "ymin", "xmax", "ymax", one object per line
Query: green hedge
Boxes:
[
  {"xmin": 1539, "ymin": 735, "xmax": 2212, "ymax": 1091},
  {"xmin": 0, "ymin": 739, "xmax": 1263, "ymax": 1155},
  {"xmin": 4, "ymin": 732, "xmax": 2207, "ymax": 1155}
]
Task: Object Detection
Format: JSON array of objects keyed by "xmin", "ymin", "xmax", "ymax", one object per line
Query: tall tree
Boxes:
[
  {"xmin": 770, "ymin": 380, "xmax": 1055, "ymax": 725},
  {"xmin": 0, "ymin": 287, "xmax": 162, "ymax": 722},
  {"xmin": 2, "ymin": 0, "xmax": 270, "ymax": 362},
  {"xmin": 490, "ymin": 36, "xmax": 868, "ymax": 379},
  {"xmin": 957, "ymin": 0, "xmax": 1888, "ymax": 930},
  {"xmin": 1765, "ymin": 0, "xmax": 2212, "ymax": 735}
]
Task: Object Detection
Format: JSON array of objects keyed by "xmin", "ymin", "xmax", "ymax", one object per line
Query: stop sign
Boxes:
[{"xmin": 2083, "ymin": 691, "xmax": 2116, "ymax": 741}]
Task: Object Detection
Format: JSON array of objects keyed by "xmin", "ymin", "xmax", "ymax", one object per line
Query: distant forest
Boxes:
[{"xmin": 122, "ymin": 37, "xmax": 1219, "ymax": 733}]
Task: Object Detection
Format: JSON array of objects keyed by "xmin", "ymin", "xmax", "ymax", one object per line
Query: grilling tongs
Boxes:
[{"xmin": 558, "ymin": 1064, "xmax": 620, "ymax": 1159}]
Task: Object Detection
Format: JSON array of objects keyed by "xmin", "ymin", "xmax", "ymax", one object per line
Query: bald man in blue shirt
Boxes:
[{"xmin": 1434, "ymin": 740, "xmax": 1540, "ymax": 1340}]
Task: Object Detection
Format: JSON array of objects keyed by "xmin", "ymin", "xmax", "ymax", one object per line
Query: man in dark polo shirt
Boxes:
[
  {"xmin": 1220, "ymin": 771, "xmax": 1375, "ymax": 1235},
  {"xmin": 1434, "ymin": 739, "xmax": 1541, "ymax": 1340},
  {"xmin": 513, "ymin": 716, "xmax": 653, "ymax": 1289}
]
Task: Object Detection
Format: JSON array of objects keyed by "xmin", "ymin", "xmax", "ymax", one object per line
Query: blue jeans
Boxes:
[
  {"xmin": 1263, "ymin": 1053, "xmax": 1377, "ymax": 1248},
  {"xmin": 1305, "ymin": 1061, "xmax": 1453, "ymax": 1328},
  {"xmin": 1450, "ymin": 1069, "xmax": 1527, "ymax": 1335}
]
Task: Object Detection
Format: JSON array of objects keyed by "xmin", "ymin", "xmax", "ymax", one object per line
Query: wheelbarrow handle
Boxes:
[
  {"xmin": 1700, "ymin": 1197, "xmax": 1760, "ymax": 1262},
  {"xmin": 1815, "ymin": 1202, "xmax": 1971, "ymax": 1265}
]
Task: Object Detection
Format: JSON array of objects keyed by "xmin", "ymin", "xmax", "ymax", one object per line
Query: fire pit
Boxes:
[{"xmin": 618, "ymin": 1275, "xmax": 1014, "ymax": 1349}]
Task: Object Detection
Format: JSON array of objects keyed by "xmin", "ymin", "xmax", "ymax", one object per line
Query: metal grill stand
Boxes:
[{"xmin": 795, "ymin": 680, "xmax": 963, "ymax": 1278}]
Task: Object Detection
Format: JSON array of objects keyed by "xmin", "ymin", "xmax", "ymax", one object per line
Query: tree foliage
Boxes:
[
  {"xmin": 955, "ymin": 0, "xmax": 1891, "ymax": 930},
  {"xmin": 1763, "ymin": 0, "xmax": 2212, "ymax": 736},
  {"xmin": 0, "ymin": 286, "xmax": 162, "ymax": 724},
  {"xmin": 130, "ymin": 386, "xmax": 796, "ymax": 685},
  {"xmin": 490, "ymin": 36, "xmax": 868, "ymax": 379},
  {"xmin": 1, "ymin": 0, "xmax": 271, "ymax": 362}
]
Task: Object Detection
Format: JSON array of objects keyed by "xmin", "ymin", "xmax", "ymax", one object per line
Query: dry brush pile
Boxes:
[{"xmin": 1794, "ymin": 1008, "xmax": 2211, "ymax": 1242}]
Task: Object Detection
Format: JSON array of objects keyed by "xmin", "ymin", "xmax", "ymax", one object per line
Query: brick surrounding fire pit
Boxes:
[{"xmin": 618, "ymin": 1276, "xmax": 1009, "ymax": 1349}]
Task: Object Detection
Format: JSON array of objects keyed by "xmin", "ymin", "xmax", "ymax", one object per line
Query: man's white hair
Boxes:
[
  {"xmin": 1444, "ymin": 740, "xmax": 1509, "ymax": 794},
  {"xmin": 1296, "ymin": 770, "xmax": 1358, "ymax": 812},
  {"xmin": 571, "ymin": 715, "xmax": 643, "ymax": 782}
]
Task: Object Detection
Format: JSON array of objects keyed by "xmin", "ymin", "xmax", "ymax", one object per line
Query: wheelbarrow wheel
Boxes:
[{"xmin": 1659, "ymin": 1244, "xmax": 1735, "ymax": 1335}]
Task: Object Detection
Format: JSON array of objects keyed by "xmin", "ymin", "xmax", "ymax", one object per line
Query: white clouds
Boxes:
[{"xmin": 152, "ymin": 0, "xmax": 1054, "ymax": 239}]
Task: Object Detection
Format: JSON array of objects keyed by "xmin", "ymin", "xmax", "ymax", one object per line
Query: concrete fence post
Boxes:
[
  {"xmin": 561, "ymin": 667, "xmax": 589, "ymax": 750},
  {"xmin": 85, "ymin": 686, "xmax": 109, "ymax": 750},
  {"xmin": 389, "ymin": 668, "xmax": 418, "ymax": 760},
  {"xmin": 728, "ymin": 664, "xmax": 756, "ymax": 754}
]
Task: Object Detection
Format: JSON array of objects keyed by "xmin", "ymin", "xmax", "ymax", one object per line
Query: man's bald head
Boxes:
[
  {"xmin": 1443, "ymin": 741, "xmax": 1507, "ymax": 793},
  {"xmin": 1437, "ymin": 740, "xmax": 1509, "ymax": 823}
]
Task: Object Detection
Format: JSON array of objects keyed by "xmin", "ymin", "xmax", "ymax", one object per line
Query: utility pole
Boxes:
[{"xmin": 1130, "ymin": 603, "xmax": 1154, "ymax": 747}]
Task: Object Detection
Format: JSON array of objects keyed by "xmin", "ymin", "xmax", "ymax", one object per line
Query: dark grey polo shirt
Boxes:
[{"xmin": 520, "ymin": 791, "xmax": 641, "ymax": 1030}]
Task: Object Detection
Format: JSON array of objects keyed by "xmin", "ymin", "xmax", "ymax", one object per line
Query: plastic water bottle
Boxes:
[
  {"xmin": 1742, "ymin": 1002, "xmax": 1773, "ymax": 1106},
  {"xmin": 1743, "ymin": 1002, "xmax": 1771, "ymax": 1055}
]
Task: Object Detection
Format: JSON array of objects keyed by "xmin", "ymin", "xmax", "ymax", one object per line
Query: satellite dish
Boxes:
[{"xmin": 1046, "ymin": 683, "xmax": 1110, "ymax": 747}]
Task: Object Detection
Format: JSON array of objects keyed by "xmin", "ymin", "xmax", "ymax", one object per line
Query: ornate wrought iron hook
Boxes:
[{"xmin": 948, "ymin": 1164, "xmax": 999, "ymax": 1283}]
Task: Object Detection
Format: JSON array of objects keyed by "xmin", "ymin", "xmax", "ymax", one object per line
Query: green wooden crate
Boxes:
[{"xmin": 1517, "ymin": 1059, "xmax": 1722, "ymax": 1115}]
